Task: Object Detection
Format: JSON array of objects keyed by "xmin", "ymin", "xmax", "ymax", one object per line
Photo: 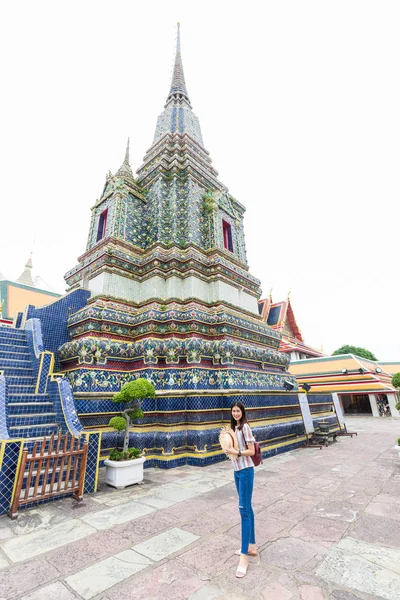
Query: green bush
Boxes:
[{"xmin": 109, "ymin": 447, "xmax": 141, "ymax": 461}]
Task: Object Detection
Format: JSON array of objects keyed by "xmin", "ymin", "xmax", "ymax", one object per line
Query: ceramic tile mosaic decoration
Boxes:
[{"xmin": 0, "ymin": 26, "xmax": 337, "ymax": 513}]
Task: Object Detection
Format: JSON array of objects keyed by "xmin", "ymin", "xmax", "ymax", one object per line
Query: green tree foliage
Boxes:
[
  {"xmin": 108, "ymin": 378, "xmax": 156, "ymax": 456},
  {"xmin": 332, "ymin": 345, "xmax": 378, "ymax": 361},
  {"xmin": 108, "ymin": 416, "xmax": 126, "ymax": 432},
  {"xmin": 392, "ymin": 373, "xmax": 400, "ymax": 412},
  {"xmin": 392, "ymin": 372, "xmax": 400, "ymax": 389}
]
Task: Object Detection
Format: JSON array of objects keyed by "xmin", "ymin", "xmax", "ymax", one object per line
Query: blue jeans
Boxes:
[{"xmin": 234, "ymin": 467, "xmax": 255, "ymax": 554}]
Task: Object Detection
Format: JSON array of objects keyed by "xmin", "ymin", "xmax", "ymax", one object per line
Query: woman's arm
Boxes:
[{"xmin": 225, "ymin": 442, "xmax": 255, "ymax": 457}]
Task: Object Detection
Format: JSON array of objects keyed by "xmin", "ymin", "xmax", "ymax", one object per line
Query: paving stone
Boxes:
[
  {"xmin": 263, "ymin": 499, "xmax": 313, "ymax": 523},
  {"xmin": 261, "ymin": 581, "xmax": 294, "ymax": 599},
  {"xmin": 228, "ymin": 508, "xmax": 292, "ymax": 545},
  {"xmin": 0, "ymin": 519, "xmax": 97, "ymax": 562},
  {"xmin": 329, "ymin": 591, "xmax": 364, "ymax": 599},
  {"xmin": 251, "ymin": 487, "xmax": 285, "ymax": 506},
  {"xmin": 65, "ymin": 549, "xmax": 152, "ymax": 599},
  {"xmin": 260, "ymin": 537, "xmax": 325, "ymax": 570},
  {"xmin": 188, "ymin": 582, "xmax": 239, "ymax": 599},
  {"xmin": 284, "ymin": 488, "xmax": 328, "ymax": 505},
  {"xmin": 104, "ymin": 558, "xmax": 207, "ymax": 600},
  {"xmin": 316, "ymin": 541, "xmax": 400, "ymax": 600},
  {"xmin": 329, "ymin": 590, "xmax": 366, "ymax": 600},
  {"xmin": 150, "ymin": 482, "xmax": 201, "ymax": 502},
  {"xmin": 298, "ymin": 584, "xmax": 325, "ymax": 600},
  {"xmin": 313, "ymin": 501, "xmax": 359, "ymax": 523},
  {"xmin": 337, "ymin": 478, "xmax": 383, "ymax": 497},
  {"xmin": 348, "ymin": 513, "xmax": 400, "ymax": 548},
  {"xmin": 381, "ymin": 480, "xmax": 400, "ymax": 496},
  {"xmin": 0, "ymin": 550, "xmax": 10, "ymax": 571},
  {"xmin": 184, "ymin": 501, "xmax": 239, "ymax": 536},
  {"xmin": 213, "ymin": 553, "xmax": 275, "ymax": 595},
  {"xmin": 0, "ymin": 557, "xmax": 60, "ymax": 599},
  {"xmin": 365, "ymin": 499, "xmax": 400, "ymax": 521},
  {"xmin": 19, "ymin": 581, "xmax": 77, "ymax": 600},
  {"xmin": 176, "ymin": 476, "xmax": 230, "ymax": 494},
  {"xmin": 132, "ymin": 527, "xmax": 199, "ymax": 561},
  {"xmin": 161, "ymin": 496, "xmax": 224, "ymax": 522},
  {"xmin": 180, "ymin": 533, "xmax": 238, "ymax": 576},
  {"xmin": 46, "ymin": 528, "xmax": 132, "ymax": 575},
  {"xmin": 80, "ymin": 498, "xmax": 154, "ymax": 530},
  {"xmin": 290, "ymin": 516, "xmax": 350, "ymax": 542},
  {"xmin": 303, "ymin": 478, "xmax": 342, "ymax": 494},
  {"xmin": 112, "ymin": 509, "xmax": 177, "ymax": 543},
  {"xmin": 373, "ymin": 491, "xmax": 400, "ymax": 505}
]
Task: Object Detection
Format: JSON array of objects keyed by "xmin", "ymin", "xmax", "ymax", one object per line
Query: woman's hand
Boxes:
[{"xmin": 224, "ymin": 448, "xmax": 238, "ymax": 456}]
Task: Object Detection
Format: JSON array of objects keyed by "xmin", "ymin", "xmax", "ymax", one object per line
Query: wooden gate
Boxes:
[{"xmin": 9, "ymin": 433, "xmax": 88, "ymax": 519}]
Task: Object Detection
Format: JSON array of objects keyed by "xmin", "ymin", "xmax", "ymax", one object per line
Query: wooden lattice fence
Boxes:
[{"xmin": 9, "ymin": 433, "xmax": 88, "ymax": 519}]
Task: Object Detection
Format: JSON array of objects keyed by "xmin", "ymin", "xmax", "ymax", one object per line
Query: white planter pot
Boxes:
[{"xmin": 104, "ymin": 456, "xmax": 145, "ymax": 489}]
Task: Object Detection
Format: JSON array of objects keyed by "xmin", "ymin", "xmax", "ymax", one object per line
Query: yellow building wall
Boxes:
[{"xmin": 7, "ymin": 285, "xmax": 60, "ymax": 318}]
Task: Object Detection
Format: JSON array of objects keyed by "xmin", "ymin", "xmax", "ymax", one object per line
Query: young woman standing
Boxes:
[{"xmin": 224, "ymin": 401, "xmax": 257, "ymax": 578}]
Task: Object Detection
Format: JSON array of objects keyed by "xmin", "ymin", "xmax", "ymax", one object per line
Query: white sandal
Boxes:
[{"xmin": 235, "ymin": 565, "xmax": 247, "ymax": 578}]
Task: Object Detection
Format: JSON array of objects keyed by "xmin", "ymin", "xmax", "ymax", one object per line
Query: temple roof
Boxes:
[
  {"xmin": 16, "ymin": 254, "xmax": 35, "ymax": 287},
  {"xmin": 289, "ymin": 354, "xmax": 395, "ymax": 393},
  {"xmin": 259, "ymin": 295, "xmax": 303, "ymax": 340},
  {"xmin": 258, "ymin": 294, "xmax": 324, "ymax": 358}
]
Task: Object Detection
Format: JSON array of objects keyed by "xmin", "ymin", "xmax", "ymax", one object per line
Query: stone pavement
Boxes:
[{"xmin": 0, "ymin": 416, "xmax": 400, "ymax": 600}]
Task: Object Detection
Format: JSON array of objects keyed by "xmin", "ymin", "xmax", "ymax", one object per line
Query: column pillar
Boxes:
[{"xmin": 368, "ymin": 393, "xmax": 380, "ymax": 417}]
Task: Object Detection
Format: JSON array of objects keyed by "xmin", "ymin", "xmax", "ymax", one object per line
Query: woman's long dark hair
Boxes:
[{"xmin": 230, "ymin": 401, "xmax": 248, "ymax": 431}]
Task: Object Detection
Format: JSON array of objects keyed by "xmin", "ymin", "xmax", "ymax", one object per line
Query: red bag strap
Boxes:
[{"xmin": 240, "ymin": 427, "xmax": 248, "ymax": 449}]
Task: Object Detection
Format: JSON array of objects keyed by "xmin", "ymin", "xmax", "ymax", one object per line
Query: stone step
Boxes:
[
  {"xmin": 0, "ymin": 346, "xmax": 29, "ymax": 356},
  {"xmin": 4, "ymin": 376, "xmax": 36, "ymax": 386},
  {"xmin": 8, "ymin": 393, "xmax": 49, "ymax": 402},
  {"xmin": 0, "ymin": 356, "xmax": 31, "ymax": 365},
  {"xmin": 8, "ymin": 402, "xmax": 53, "ymax": 408},
  {"xmin": 0, "ymin": 332, "xmax": 27, "ymax": 343},
  {"xmin": 8, "ymin": 413, "xmax": 58, "ymax": 425},
  {"xmin": 7, "ymin": 385, "xmax": 37, "ymax": 394},
  {"xmin": 8, "ymin": 424, "xmax": 59, "ymax": 438},
  {"xmin": 0, "ymin": 365, "xmax": 33, "ymax": 374}
]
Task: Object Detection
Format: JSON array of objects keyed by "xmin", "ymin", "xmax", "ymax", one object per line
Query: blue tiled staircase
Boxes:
[{"xmin": 0, "ymin": 327, "xmax": 59, "ymax": 439}]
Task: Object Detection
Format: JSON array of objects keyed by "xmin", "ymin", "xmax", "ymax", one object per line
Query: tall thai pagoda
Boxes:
[
  {"xmin": 61, "ymin": 25, "xmax": 292, "ymax": 395},
  {"xmin": 56, "ymin": 26, "xmax": 307, "ymax": 466}
]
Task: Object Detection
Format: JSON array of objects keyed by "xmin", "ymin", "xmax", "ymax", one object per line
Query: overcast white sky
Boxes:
[{"xmin": 0, "ymin": 1, "xmax": 399, "ymax": 360}]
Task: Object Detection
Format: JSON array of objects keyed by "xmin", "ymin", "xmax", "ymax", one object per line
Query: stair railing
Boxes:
[{"xmin": 35, "ymin": 351, "xmax": 55, "ymax": 394}]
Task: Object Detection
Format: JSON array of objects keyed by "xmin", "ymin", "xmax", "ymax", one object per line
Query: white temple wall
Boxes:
[{"xmin": 88, "ymin": 272, "xmax": 259, "ymax": 314}]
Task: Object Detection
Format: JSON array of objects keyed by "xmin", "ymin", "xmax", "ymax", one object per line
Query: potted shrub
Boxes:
[{"xmin": 105, "ymin": 378, "xmax": 155, "ymax": 489}]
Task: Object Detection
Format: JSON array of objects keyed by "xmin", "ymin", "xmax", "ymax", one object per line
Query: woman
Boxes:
[{"xmin": 224, "ymin": 401, "xmax": 257, "ymax": 578}]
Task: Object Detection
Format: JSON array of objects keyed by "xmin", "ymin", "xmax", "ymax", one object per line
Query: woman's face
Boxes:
[{"xmin": 232, "ymin": 406, "xmax": 242, "ymax": 422}]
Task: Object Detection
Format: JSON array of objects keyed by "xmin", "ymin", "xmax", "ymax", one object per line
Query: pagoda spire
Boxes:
[
  {"xmin": 124, "ymin": 138, "xmax": 130, "ymax": 164},
  {"xmin": 116, "ymin": 138, "xmax": 134, "ymax": 179},
  {"xmin": 16, "ymin": 253, "xmax": 35, "ymax": 287},
  {"xmin": 166, "ymin": 23, "xmax": 191, "ymax": 107}
]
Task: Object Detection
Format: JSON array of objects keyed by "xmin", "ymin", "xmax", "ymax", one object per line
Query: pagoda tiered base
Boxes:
[{"xmin": 74, "ymin": 390, "xmax": 336, "ymax": 468}]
